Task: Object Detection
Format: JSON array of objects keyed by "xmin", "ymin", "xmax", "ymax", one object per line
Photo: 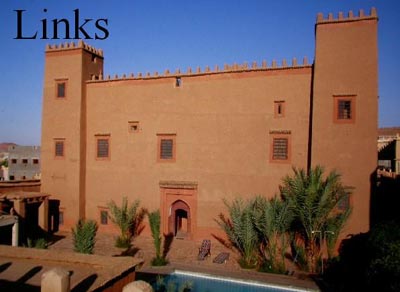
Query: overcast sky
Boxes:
[{"xmin": 0, "ymin": 0, "xmax": 399, "ymax": 145}]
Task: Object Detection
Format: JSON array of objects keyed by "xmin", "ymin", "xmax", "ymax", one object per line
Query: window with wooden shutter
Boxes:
[
  {"xmin": 55, "ymin": 79, "xmax": 68, "ymax": 98},
  {"xmin": 157, "ymin": 134, "xmax": 176, "ymax": 162}
]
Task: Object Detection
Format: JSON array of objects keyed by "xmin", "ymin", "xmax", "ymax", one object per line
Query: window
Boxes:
[
  {"xmin": 11, "ymin": 159, "xmax": 17, "ymax": 164},
  {"xmin": 157, "ymin": 134, "xmax": 176, "ymax": 162},
  {"xmin": 334, "ymin": 95, "xmax": 356, "ymax": 123},
  {"xmin": 273, "ymin": 138, "xmax": 288, "ymax": 160},
  {"xmin": 274, "ymin": 101, "xmax": 285, "ymax": 118},
  {"xmin": 337, "ymin": 193, "xmax": 350, "ymax": 211},
  {"xmin": 54, "ymin": 139, "xmax": 65, "ymax": 158},
  {"xmin": 175, "ymin": 77, "xmax": 182, "ymax": 87},
  {"xmin": 55, "ymin": 79, "xmax": 67, "ymax": 98},
  {"xmin": 33, "ymin": 159, "xmax": 39, "ymax": 164},
  {"xmin": 22, "ymin": 159, "xmax": 28, "ymax": 164},
  {"xmin": 100, "ymin": 210, "xmax": 108, "ymax": 225},
  {"xmin": 128, "ymin": 121, "xmax": 140, "ymax": 133},
  {"xmin": 270, "ymin": 132, "xmax": 291, "ymax": 163},
  {"xmin": 96, "ymin": 135, "xmax": 110, "ymax": 159}
]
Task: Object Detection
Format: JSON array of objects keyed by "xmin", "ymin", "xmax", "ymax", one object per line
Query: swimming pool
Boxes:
[{"xmin": 136, "ymin": 270, "xmax": 314, "ymax": 292}]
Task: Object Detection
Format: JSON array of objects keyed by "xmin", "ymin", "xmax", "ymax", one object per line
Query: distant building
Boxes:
[
  {"xmin": 41, "ymin": 8, "xmax": 378, "ymax": 240},
  {"xmin": 378, "ymin": 127, "xmax": 400, "ymax": 174},
  {"xmin": 8, "ymin": 146, "xmax": 41, "ymax": 181}
]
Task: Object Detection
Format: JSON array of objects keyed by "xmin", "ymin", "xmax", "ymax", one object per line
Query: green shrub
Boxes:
[
  {"xmin": 148, "ymin": 209, "xmax": 168, "ymax": 266},
  {"xmin": 27, "ymin": 238, "xmax": 48, "ymax": 249},
  {"xmin": 72, "ymin": 219, "xmax": 98, "ymax": 254},
  {"xmin": 108, "ymin": 197, "xmax": 143, "ymax": 248}
]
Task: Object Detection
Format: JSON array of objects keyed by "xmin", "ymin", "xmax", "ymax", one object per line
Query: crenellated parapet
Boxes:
[
  {"xmin": 317, "ymin": 7, "xmax": 377, "ymax": 24},
  {"xmin": 45, "ymin": 40, "xmax": 103, "ymax": 57},
  {"xmin": 89, "ymin": 56, "xmax": 311, "ymax": 82}
]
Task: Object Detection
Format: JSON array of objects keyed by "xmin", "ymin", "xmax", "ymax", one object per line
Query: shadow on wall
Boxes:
[{"xmin": 370, "ymin": 170, "xmax": 400, "ymax": 227}]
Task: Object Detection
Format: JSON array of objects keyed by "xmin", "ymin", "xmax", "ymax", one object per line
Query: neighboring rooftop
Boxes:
[
  {"xmin": 378, "ymin": 127, "xmax": 400, "ymax": 138},
  {"xmin": 0, "ymin": 143, "xmax": 17, "ymax": 153}
]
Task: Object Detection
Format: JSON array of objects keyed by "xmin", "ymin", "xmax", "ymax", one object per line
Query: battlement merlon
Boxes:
[
  {"xmin": 316, "ymin": 7, "xmax": 378, "ymax": 24},
  {"xmin": 87, "ymin": 57, "xmax": 312, "ymax": 82},
  {"xmin": 45, "ymin": 40, "xmax": 104, "ymax": 58}
]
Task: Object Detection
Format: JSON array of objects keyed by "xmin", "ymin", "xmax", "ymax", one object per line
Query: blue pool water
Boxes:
[{"xmin": 136, "ymin": 270, "xmax": 310, "ymax": 292}]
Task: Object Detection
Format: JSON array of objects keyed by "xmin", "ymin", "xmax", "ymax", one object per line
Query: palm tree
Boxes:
[
  {"xmin": 148, "ymin": 209, "xmax": 168, "ymax": 266},
  {"xmin": 216, "ymin": 198, "xmax": 259, "ymax": 268},
  {"xmin": 280, "ymin": 165, "xmax": 352, "ymax": 273},
  {"xmin": 107, "ymin": 197, "xmax": 141, "ymax": 248},
  {"xmin": 253, "ymin": 195, "xmax": 293, "ymax": 273}
]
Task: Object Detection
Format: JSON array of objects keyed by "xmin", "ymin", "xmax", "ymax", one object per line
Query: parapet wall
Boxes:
[
  {"xmin": 317, "ymin": 7, "xmax": 378, "ymax": 24},
  {"xmin": 88, "ymin": 56, "xmax": 311, "ymax": 82},
  {"xmin": 45, "ymin": 40, "xmax": 103, "ymax": 57}
]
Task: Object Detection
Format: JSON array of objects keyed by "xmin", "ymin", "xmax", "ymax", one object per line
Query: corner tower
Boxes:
[
  {"xmin": 311, "ymin": 9, "xmax": 378, "ymax": 234},
  {"xmin": 41, "ymin": 41, "xmax": 103, "ymax": 228}
]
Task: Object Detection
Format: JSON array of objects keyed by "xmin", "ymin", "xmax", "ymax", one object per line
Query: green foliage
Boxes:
[
  {"xmin": 27, "ymin": 238, "xmax": 48, "ymax": 249},
  {"xmin": 253, "ymin": 195, "xmax": 293, "ymax": 273},
  {"xmin": 280, "ymin": 165, "xmax": 352, "ymax": 273},
  {"xmin": 108, "ymin": 197, "xmax": 141, "ymax": 248},
  {"xmin": 367, "ymin": 221, "xmax": 400, "ymax": 291},
  {"xmin": 0, "ymin": 158, "xmax": 8, "ymax": 168},
  {"xmin": 148, "ymin": 209, "xmax": 168, "ymax": 266},
  {"xmin": 216, "ymin": 198, "xmax": 259, "ymax": 268},
  {"xmin": 324, "ymin": 222, "xmax": 400, "ymax": 292},
  {"xmin": 72, "ymin": 219, "xmax": 98, "ymax": 254}
]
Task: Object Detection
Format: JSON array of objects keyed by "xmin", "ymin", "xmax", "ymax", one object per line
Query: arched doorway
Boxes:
[{"xmin": 169, "ymin": 200, "xmax": 191, "ymax": 239}]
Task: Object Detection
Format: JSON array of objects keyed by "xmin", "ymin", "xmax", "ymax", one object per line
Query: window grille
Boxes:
[
  {"xmin": 160, "ymin": 139, "xmax": 173, "ymax": 159},
  {"xmin": 55, "ymin": 141, "xmax": 64, "ymax": 157},
  {"xmin": 97, "ymin": 139, "xmax": 109, "ymax": 158},
  {"xmin": 338, "ymin": 100, "xmax": 352, "ymax": 119},
  {"xmin": 273, "ymin": 138, "xmax": 288, "ymax": 160}
]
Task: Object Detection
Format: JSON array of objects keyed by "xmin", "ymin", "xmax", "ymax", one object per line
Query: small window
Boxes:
[
  {"xmin": 175, "ymin": 77, "xmax": 182, "ymax": 88},
  {"xmin": 9, "ymin": 175, "xmax": 15, "ymax": 181},
  {"xmin": 274, "ymin": 101, "xmax": 285, "ymax": 118},
  {"xmin": 91, "ymin": 55, "xmax": 97, "ymax": 63},
  {"xmin": 96, "ymin": 136, "xmax": 110, "ymax": 159},
  {"xmin": 270, "ymin": 133, "xmax": 291, "ymax": 163},
  {"xmin": 11, "ymin": 159, "xmax": 17, "ymax": 164},
  {"xmin": 157, "ymin": 134, "xmax": 176, "ymax": 162},
  {"xmin": 54, "ymin": 140, "xmax": 65, "ymax": 158},
  {"xmin": 22, "ymin": 159, "xmax": 28, "ymax": 164},
  {"xmin": 33, "ymin": 159, "xmax": 39, "ymax": 164},
  {"xmin": 56, "ymin": 80, "xmax": 67, "ymax": 98},
  {"xmin": 128, "ymin": 121, "xmax": 140, "ymax": 133},
  {"xmin": 100, "ymin": 210, "xmax": 108, "ymax": 225},
  {"xmin": 338, "ymin": 193, "xmax": 350, "ymax": 211},
  {"xmin": 334, "ymin": 95, "xmax": 355, "ymax": 123}
]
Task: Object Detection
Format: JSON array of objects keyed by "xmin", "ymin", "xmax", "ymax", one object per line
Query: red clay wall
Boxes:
[
  {"xmin": 312, "ymin": 14, "xmax": 378, "ymax": 235},
  {"xmin": 84, "ymin": 68, "xmax": 312, "ymax": 239}
]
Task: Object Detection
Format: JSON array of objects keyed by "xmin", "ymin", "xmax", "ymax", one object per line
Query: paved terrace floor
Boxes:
[
  {"xmin": 0, "ymin": 244, "xmax": 141, "ymax": 291},
  {"xmin": 47, "ymin": 231, "xmax": 320, "ymax": 291}
]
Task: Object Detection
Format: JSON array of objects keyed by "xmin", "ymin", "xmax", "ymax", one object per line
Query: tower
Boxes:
[
  {"xmin": 311, "ymin": 9, "xmax": 378, "ymax": 234},
  {"xmin": 41, "ymin": 41, "xmax": 103, "ymax": 228}
]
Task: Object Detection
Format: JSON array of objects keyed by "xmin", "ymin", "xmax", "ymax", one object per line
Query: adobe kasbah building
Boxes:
[{"xmin": 41, "ymin": 8, "xmax": 378, "ymax": 240}]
